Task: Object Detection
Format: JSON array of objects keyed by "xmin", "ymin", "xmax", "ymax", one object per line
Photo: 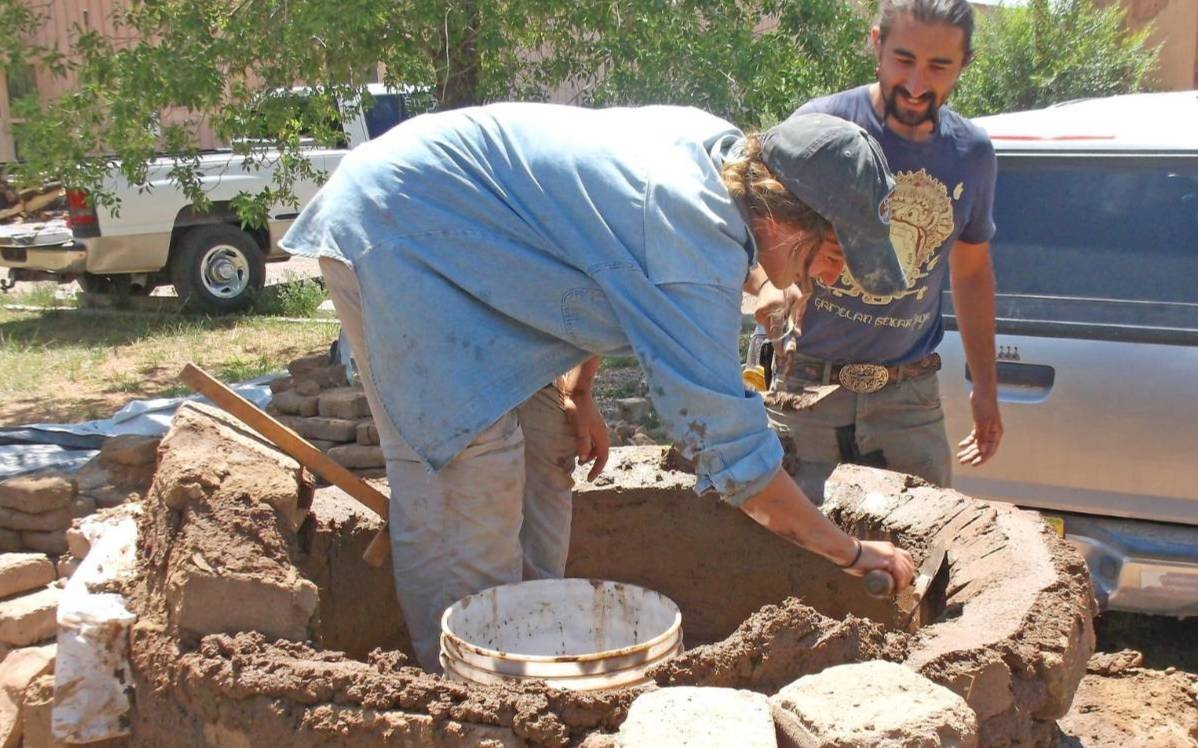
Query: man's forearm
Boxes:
[
  {"xmin": 950, "ymin": 260, "xmax": 998, "ymax": 395},
  {"xmin": 563, "ymin": 355, "xmax": 602, "ymax": 396},
  {"xmin": 740, "ymin": 469, "xmax": 857, "ymax": 565}
]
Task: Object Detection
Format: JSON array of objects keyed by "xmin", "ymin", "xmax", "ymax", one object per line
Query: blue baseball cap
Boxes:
[{"xmin": 760, "ymin": 113, "xmax": 908, "ymax": 296}]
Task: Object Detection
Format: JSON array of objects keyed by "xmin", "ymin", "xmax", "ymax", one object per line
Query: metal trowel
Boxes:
[{"xmin": 864, "ymin": 542, "xmax": 950, "ymax": 633}]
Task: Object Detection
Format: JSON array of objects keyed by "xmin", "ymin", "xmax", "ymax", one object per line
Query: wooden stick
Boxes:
[{"xmin": 179, "ymin": 362, "xmax": 392, "ymax": 566}]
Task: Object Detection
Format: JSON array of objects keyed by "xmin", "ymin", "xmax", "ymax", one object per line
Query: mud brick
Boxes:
[
  {"xmin": 268, "ymin": 375, "xmax": 296, "ymax": 394},
  {"xmin": 294, "ymin": 378, "xmax": 323, "ymax": 397},
  {"xmin": 18, "ymin": 532, "xmax": 66, "ymax": 555},
  {"xmin": 309, "ymin": 439, "xmax": 340, "ymax": 452},
  {"xmin": 0, "ymin": 475, "xmax": 75, "ymax": 515},
  {"xmin": 0, "ymin": 556, "xmax": 55, "ymax": 601},
  {"xmin": 287, "ymin": 353, "xmax": 329, "ymax": 375},
  {"xmin": 169, "ymin": 569, "xmax": 318, "ymax": 643},
  {"xmin": 0, "ymin": 506, "xmax": 72, "ymax": 533},
  {"xmin": 0, "ymin": 532, "xmax": 20, "ymax": 554},
  {"xmin": 306, "ymin": 365, "xmax": 349, "ymax": 389},
  {"xmin": 318, "ymin": 388, "xmax": 371, "ymax": 420},
  {"xmin": 0, "ymin": 587, "xmax": 61, "ymax": 647},
  {"xmin": 99, "ymin": 435, "xmax": 160, "ymax": 467},
  {"xmin": 290, "ymin": 417, "xmax": 358, "ymax": 444},
  {"xmin": 326, "ymin": 445, "xmax": 385, "ymax": 470},
  {"xmin": 0, "ymin": 645, "xmax": 56, "ymax": 748},
  {"xmin": 356, "ymin": 420, "xmax": 379, "ymax": 446},
  {"xmin": 272, "ymin": 390, "xmax": 320, "ymax": 417}
]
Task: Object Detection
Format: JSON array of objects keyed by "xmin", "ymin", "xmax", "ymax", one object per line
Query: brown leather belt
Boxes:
[{"xmin": 794, "ymin": 353, "xmax": 942, "ymax": 394}]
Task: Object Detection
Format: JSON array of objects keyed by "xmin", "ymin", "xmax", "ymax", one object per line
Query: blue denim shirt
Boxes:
[{"xmin": 280, "ymin": 103, "xmax": 782, "ymax": 505}]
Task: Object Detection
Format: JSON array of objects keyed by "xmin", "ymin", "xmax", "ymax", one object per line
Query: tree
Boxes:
[
  {"xmin": 0, "ymin": 0, "xmax": 873, "ymax": 219},
  {"xmin": 953, "ymin": 0, "xmax": 1159, "ymax": 118}
]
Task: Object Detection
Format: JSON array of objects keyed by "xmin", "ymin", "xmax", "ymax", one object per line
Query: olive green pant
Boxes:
[{"xmin": 765, "ymin": 360, "xmax": 951, "ymax": 505}]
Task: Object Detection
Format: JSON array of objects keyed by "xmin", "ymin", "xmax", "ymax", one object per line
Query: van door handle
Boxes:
[{"xmin": 966, "ymin": 362, "xmax": 1055, "ymax": 404}]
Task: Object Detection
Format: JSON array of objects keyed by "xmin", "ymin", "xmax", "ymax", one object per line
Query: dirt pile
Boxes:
[{"xmin": 1058, "ymin": 650, "xmax": 1198, "ymax": 747}]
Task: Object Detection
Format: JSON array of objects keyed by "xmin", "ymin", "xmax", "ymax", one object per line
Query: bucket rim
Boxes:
[{"xmin": 440, "ymin": 578, "xmax": 682, "ymax": 665}]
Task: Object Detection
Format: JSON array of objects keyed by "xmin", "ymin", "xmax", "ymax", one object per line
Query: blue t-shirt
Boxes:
[{"xmin": 794, "ymin": 85, "xmax": 997, "ymax": 365}]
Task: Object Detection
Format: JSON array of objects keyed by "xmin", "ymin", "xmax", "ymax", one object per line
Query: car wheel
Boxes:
[{"xmin": 170, "ymin": 224, "xmax": 265, "ymax": 314}]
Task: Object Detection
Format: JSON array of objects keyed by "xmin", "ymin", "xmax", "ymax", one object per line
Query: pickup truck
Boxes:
[
  {"xmin": 0, "ymin": 84, "xmax": 433, "ymax": 312},
  {"xmin": 940, "ymin": 91, "xmax": 1198, "ymax": 617}
]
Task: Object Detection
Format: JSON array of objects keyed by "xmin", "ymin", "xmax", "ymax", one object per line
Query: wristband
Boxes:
[{"xmin": 838, "ymin": 538, "xmax": 863, "ymax": 569}]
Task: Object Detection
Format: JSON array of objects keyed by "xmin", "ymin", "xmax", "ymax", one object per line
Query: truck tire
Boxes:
[{"xmin": 170, "ymin": 224, "xmax": 265, "ymax": 314}]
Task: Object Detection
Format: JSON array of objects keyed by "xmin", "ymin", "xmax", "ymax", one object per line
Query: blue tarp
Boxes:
[{"xmin": 0, "ymin": 376, "xmax": 276, "ymax": 479}]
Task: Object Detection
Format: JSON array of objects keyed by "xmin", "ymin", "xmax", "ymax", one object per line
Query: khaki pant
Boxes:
[
  {"xmin": 766, "ymin": 356, "xmax": 951, "ymax": 505},
  {"xmin": 320, "ymin": 259, "xmax": 577, "ymax": 671}
]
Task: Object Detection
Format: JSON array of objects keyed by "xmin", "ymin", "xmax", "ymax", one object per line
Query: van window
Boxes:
[{"xmin": 991, "ymin": 156, "xmax": 1198, "ymax": 304}]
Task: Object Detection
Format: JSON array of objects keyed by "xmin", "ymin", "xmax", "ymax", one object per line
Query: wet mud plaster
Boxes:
[
  {"xmin": 567, "ymin": 448, "xmax": 903, "ymax": 646},
  {"xmin": 822, "ymin": 464, "xmax": 1097, "ymax": 747},
  {"xmin": 125, "ymin": 428, "xmax": 1095, "ymax": 748},
  {"xmin": 649, "ymin": 597, "xmax": 910, "ymax": 693}
]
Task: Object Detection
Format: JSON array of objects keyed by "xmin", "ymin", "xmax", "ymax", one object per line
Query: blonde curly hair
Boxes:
[{"xmin": 721, "ymin": 134, "xmax": 834, "ymax": 293}]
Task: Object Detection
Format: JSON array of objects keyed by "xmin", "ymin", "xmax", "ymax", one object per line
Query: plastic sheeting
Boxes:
[{"xmin": 0, "ymin": 376, "xmax": 275, "ymax": 479}]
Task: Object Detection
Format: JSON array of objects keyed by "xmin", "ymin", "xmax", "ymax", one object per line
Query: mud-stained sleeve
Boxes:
[{"xmin": 594, "ymin": 269, "xmax": 783, "ymax": 506}]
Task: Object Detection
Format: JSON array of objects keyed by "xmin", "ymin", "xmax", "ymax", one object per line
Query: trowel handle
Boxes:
[{"xmin": 863, "ymin": 569, "xmax": 895, "ymax": 598}]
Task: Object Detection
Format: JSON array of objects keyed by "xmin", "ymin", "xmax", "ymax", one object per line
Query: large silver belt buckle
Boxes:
[{"xmin": 838, "ymin": 363, "xmax": 889, "ymax": 393}]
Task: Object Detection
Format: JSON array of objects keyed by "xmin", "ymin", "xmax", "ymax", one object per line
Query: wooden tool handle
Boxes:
[
  {"xmin": 863, "ymin": 569, "xmax": 895, "ymax": 598},
  {"xmin": 179, "ymin": 362, "xmax": 392, "ymax": 566}
]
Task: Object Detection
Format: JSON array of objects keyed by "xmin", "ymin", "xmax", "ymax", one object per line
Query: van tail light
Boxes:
[{"xmin": 66, "ymin": 189, "xmax": 100, "ymax": 238}]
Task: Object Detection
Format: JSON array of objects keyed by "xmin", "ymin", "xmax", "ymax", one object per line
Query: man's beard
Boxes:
[{"xmin": 883, "ymin": 85, "xmax": 940, "ymax": 128}]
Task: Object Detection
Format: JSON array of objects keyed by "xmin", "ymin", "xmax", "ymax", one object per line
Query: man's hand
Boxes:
[
  {"xmin": 563, "ymin": 390, "xmax": 610, "ymax": 481},
  {"xmin": 957, "ymin": 388, "xmax": 1003, "ymax": 466}
]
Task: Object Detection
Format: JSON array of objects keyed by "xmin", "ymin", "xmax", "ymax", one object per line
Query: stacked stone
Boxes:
[
  {"xmin": 0, "ymin": 474, "xmax": 89, "ymax": 556},
  {"xmin": 267, "ymin": 353, "xmax": 385, "ymax": 474}
]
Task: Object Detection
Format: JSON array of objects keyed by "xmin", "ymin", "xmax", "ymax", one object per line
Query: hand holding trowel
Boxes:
[{"xmin": 864, "ymin": 541, "xmax": 950, "ymax": 632}]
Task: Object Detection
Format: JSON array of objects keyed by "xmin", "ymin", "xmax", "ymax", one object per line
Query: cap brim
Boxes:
[{"xmin": 834, "ymin": 224, "xmax": 910, "ymax": 297}]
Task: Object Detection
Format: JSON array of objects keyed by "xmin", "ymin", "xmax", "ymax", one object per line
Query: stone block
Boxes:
[
  {"xmin": 99, "ymin": 435, "xmax": 160, "ymax": 467},
  {"xmin": 356, "ymin": 420, "xmax": 379, "ymax": 446},
  {"xmin": 615, "ymin": 397, "xmax": 652, "ymax": 425},
  {"xmin": 0, "ymin": 556, "xmax": 55, "ymax": 600},
  {"xmin": 18, "ymin": 532, "xmax": 66, "ymax": 556},
  {"xmin": 18, "ymin": 674, "xmax": 60, "ymax": 748},
  {"xmin": 306, "ymin": 365, "xmax": 349, "ymax": 389},
  {"xmin": 326, "ymin": 445, "xmax": 385, "ymax": 470},
  {"xmin": 0, "ymin": 644, "xmax": 56, "ymax": 748},
  {"xmin": 618, "ymin": 687, "xmax": 776, "ymax": 747},
  {"xmin": 290, "ymin": 417, "xmax": 358, "ymax": 444},
  {"xmin": 771, "ymin": 661, "xmax": 978, "ymax": 748},
  {"xmin": 0, "ymin": 475, "xmax": 75, "ymax": 515},
  {"xmin": 271, "ymin": 390, "xmax": 319, "ymax": 417},
  {"xmin": 0, "ymin": 588, "xmax": 61, "ymax": 647},
  {"xmin": 168, "ymin": 568, "xmax": 318, "ymax": 643},
  {"xmin": 318, "ymin": 387, "xmax": 372, "ymax": 420}
]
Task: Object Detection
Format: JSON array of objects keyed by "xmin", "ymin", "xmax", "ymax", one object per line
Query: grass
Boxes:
[
  {"xmin": 0, "ymin": 307, "xmax": 335, "ymax": 425},
  {"xmin": 4, "ymin": 282, "xmax": 77, "ymax": 309}
]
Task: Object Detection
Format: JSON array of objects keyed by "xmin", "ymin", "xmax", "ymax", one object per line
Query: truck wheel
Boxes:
[{"xmin": 170, "ymin": 224, "xmax": 265, "ymax": 314}]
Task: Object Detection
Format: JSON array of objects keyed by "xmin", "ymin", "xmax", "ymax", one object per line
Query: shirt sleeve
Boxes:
[
  {"xmin": 959, "ymin": 138, "xmax": 998, "ymax": 245},
  {"xmin": 594, "ymin": 269, "xmax": 783, "ymax": 506}
]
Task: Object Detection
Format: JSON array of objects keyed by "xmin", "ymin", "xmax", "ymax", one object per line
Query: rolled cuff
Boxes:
[{"xmin": 693, "ymin": 430, "xmax": 784, "ymax": 507}]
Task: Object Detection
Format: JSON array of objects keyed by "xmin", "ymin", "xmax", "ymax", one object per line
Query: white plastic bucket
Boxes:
[{"xmin": 440, "ymin": 578, "xmax": 683, "ymax": 691}]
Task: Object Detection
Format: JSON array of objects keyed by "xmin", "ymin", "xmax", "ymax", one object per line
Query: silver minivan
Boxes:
[{"xmin": 939, "ymin": 91, "xmax": 1198, "ymax": 617}]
